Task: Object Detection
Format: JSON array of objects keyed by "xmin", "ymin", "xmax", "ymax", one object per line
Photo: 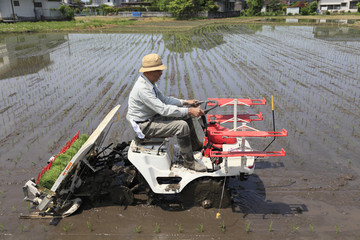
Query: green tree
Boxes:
[
  {"xmin": 300, "ymin": 5, "xmax": 310, "ymax": 15},
  {"xmin": 357, "ymin": 2, "xmax": 360, "ymax": 12},
  {"xmin": 157, "ymin": 0, "xmax": 172, "ymax": 11},
  {"xmin": 59, "ymin": 5, "xmax": 75, "ymax": 20},
  {"xmin": 246, "ymin": 0, "xmax": 264, "ymax": 15},
  {"xmin": 205, "ymin": 0, "xmax": 219, "ymax": 12},
  {"xmin": 73, "ymin": 0, "xmax": 85, "ymax": 8},
  {"xmin": 167, "ymin": 0, "xmax": 204, "ymax": 18},
  {"xmin": 267, "ymin": 0, "xmax": 284, "ymax": 12},
  {"xmin": 309, "ymin": 1, "xmax": 318, "ymax": 13}
]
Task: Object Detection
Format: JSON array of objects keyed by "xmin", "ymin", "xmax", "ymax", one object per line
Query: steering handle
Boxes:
[{"xmin": 201, "ymin": 100, "xmax": 219, "ymax": 114}]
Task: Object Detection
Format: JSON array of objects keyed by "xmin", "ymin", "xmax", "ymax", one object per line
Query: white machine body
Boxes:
[{"xmin": 127, "ymin": 137, "xmax": 255, "ymax": 194}]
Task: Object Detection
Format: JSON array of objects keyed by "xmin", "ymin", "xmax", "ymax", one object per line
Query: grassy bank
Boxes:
[{"xmin": 1, "ymin": 14, "xmax": 360, "ymax": 34}]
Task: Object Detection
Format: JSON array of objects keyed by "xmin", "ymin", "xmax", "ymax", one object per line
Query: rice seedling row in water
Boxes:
[
  {"xmin": 181, "ymin": 53, "xmax": 195, "ymax": 99},
  {"xmin": 194, "ymin": 48, "xmax": 221, "ymax": 96}
]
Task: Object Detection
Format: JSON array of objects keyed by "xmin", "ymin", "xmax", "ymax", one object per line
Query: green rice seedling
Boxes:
[
  {"xmin": 154, "ymin": 223, "xmax": 160, "ymax": 233},
  {"xmin": 292, "ymin": 224, "xmax": 300, "ymax": 233},
  {"xmin": 19, "ymin": 224, "xmax": 27, "ymax": 232},
  {"xmin": 309, "ymin": 223, "xmax": 314, "ymax": 233},
  {"xmin": 41, "ymin": 224, "xmax": 47, "ymax": 232},
  {"xmin": 135, "ymin": 225, "xmax": 142, "ymax": 233},
  {"xmin": 63, "ymin": 223, "xmax": 73, "ymax": 233},
  {"xmin": 269, "ymin": 220, "xmax": 273, "ymax": 232},
  {"xmin": 219, "ymin": 221, "xmax": 226, "ymax": 233},
  {"xmin": 87, "ymin": 221, "xmax": 93, "ymax": 232},
  {"xmin": 246, "ymin": 222, "xmax": 251, "ymax": 233},
  {"xmin": 198, "ymin": 224, "xmax": 204, "ymax": 233},
  {"xmin": 11, "ymin": 205, "xmax": 16, "ymax": 212},
  {"xmin": 335, "ymin": 225, "xmax": 340, "ymax": 234},
  {"xmin": 39, "ymin": 134, "xmax": 88, "ymax": 189},
  {"xmin": 0, "ymin": 190, "xmax": 4, "ymax": 198},
  {"xmin": 27, "ymin": 203, "xmax": 31, "ymax": 213},
  {"xmin": 0, "ymin": 224, "xmax": 4, "ymax": 232},
  {"xmin": 178, "ymin": 224, "xmax": 183, "ymax": 233}
]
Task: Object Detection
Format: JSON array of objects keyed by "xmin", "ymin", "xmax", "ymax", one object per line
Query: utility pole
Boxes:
[
  {"xmin": 9, "ymin": 0, "xmax": 15, "ymax": 20},
  {"xmin": 33, "ymin": 0, "xmax": 37, "ymax": 20}
]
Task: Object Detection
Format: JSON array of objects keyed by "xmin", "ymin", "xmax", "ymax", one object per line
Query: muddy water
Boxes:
[{"xmin": 0, "ymin": 25, "xmax": 360, "ymax": 239}]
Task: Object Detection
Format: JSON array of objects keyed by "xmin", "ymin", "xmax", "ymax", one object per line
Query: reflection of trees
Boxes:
[
  {"xmin": 163, "ymin": 26, "xmax": 225, "ymax": 53},
  {"xmin": 0, "ymin": 34, "xmax": 67, "ymax": 80},
  {"xmin": 313, "ymin": 26, "xmax": 360, "ymax": 41},
  {"xmin": 243, "ymin": 24, "xmax": 263, "ymax": 33}
]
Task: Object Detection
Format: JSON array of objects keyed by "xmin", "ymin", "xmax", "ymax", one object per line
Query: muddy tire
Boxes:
[{"xmin": 181, "ymin": 178, "xmax": 232, "ymax": 209}]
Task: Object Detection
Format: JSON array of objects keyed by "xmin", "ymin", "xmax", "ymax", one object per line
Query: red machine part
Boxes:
[
  {"xmin": 207, "ymin": 97, "xmax": 266, "ymax": 106},
  {"xmin": 207, "ymin": 113, "xmax": 263, "ymax": 123},
  {"xmin": 203, "ymin": 97, "xmax": 287, "ymax": 159}
]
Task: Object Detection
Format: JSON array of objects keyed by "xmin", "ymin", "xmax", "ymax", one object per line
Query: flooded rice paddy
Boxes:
[{"xmin": 0, "ymin": 24, "xmax": 360, "ymax": 239}]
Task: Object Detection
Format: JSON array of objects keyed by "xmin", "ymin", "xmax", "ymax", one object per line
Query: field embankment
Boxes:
[{"xmin": 1, "ymin": 14, "xmax": 360, "ymax": 33}]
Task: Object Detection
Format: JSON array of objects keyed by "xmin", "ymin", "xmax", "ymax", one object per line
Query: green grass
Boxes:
[
  {"xmin": 0, "ymin": 19, "xmax": 135, "ymax": 33},
  {"xmin": 2, "ymin": 14, "xmax": 359, "ymax": 34}
]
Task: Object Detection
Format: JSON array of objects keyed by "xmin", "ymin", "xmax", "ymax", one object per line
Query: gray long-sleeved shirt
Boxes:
[{"xmin": 126, "ymin": 75, "xmax": 188, "ymax": 122}]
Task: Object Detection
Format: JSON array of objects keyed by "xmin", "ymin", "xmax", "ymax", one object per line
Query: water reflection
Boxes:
[
  {"xmin": 163, "ymin": 31, "xmax": 225, "ymax": 53},
  {"xmin": 0, "ymin": 34, "xmax": 67, "ymax": 80},
  {"xmin": 263, "ymin": 18, "xmax": 357, "ymax": 24},
  {"xmin": 313, "ymin": 26, "xmax": 360, "ymax": 41}
]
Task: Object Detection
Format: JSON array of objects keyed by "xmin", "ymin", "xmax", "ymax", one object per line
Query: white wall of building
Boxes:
[
  {"xmin": 13, "ymin": 0, "xmax": 35, "ymax": 19},
  {"xmin": 319, "ymin": 0, "xmax": 359, "ymax": 13},
  {"xmin": 287, "ymin": 7, "xmax": 300, "ymax": 14},
  {"xmin": 0, "ymin": 1, "xmax": 14, "ymax": 19},
  {"xmin": 0, "ymin": 0, "xmax": 62, "ymax": 21}
]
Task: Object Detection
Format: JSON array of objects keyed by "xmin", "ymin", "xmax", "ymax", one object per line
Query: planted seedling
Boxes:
[
  {"xmin": 246, "ymin": 222, "xmax": 251, "ymax": 233},
  {"xmin": 135, "ymin": 225, "xmax": 142, "ymax": 233},
  {"xmin": 335, "ymin": 225, "xmax": 340, "ymax": 234},
  {"xmin": 0, "ymin": 224, "xmax": 4, "ymax": 232},
  {"xmin": 63, "ymin": 223, "xmax": 73, "ymax": 233},
  {"xmin": 269, "ymin": 220, "xmax": 273, "ymax": 232},
  {"xmin": 154, "ymin": 223, "xmax": 160, "ymax": 233},
  {"xmin": 292, "ymin": 224, "xmax": 300, "ymax": 233},
  {"xmin": 309, "ymin": 223, "xmax": 314, "ymax": 233},
  {"xmin": 198, "ymin": 224, "xmax": 204, "ymax": 233},
  {"xmin": 19, "ymin": 224, "xmax": 27, "ymax": 232},
  {"xmin": 219, "ymin": 221, "xmax": 226, "ymax": 233},
  {"xmin": 178, "ymin": 224, "xmax": 183, "ymax": 233},
  {"xmin": 41, "ymin": 224, "xmax": 47, "ymax": 232},
  {"xmin": 87, "ymin": 221, "xmax": 93, "ymax": 232}
]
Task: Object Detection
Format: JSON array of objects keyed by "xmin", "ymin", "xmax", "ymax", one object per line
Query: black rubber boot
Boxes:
[
  {"xmin": 185, "ymin": 118, "xmax": 204, "ymax": 151},
  {"xmin": 177, "ymin": 135, "xmax": 207, "ymax": 172}
]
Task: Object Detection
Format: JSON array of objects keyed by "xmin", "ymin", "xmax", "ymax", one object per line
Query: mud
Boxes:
[{"xmin": 0, "ymin": 24, "xmax": 360, "ymax": 239}]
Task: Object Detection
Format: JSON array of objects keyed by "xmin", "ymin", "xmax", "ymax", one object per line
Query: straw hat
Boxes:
[{"xmin": 139, "ymin": 53, "xmax": 167, "ymax": 72}]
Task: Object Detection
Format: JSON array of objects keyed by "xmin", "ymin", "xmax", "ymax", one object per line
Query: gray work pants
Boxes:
[{"xmin": 138, "ymin": 116, "xmax": 194, "ymax": 139}]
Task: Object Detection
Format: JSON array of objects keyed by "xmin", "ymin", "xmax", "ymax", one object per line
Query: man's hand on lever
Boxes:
[
  {"xmin": 188, "ymin": 106, "xmax": 205, "ymax": 117},
  {"xmin": 184, "ymin": 99, "xmax": 201, "ymax": 107}
]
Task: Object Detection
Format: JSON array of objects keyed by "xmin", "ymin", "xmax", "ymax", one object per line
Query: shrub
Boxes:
[
  {"xmin": 288, "ymin": 12, "xmax": 293, "ymax": 15},
  {"xmin": 326, "ymin": 10, "xmax": 330, "ymax": 15},
  {"xmin": 117, "ymin": 7, "xmax": 147, "ymax": 12},
  {"xmin": 59, "ymin": 5, "xmax": 75, "ymax": 20},
  {"xmin": 148, "ymin": 6, "xmax": 161, "ymax": 11}
]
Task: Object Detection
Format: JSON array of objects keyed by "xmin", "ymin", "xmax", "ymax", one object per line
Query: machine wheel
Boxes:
[{"xmin": 181, "ymin": 178, "xmax": 232, "ymax": 209}]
